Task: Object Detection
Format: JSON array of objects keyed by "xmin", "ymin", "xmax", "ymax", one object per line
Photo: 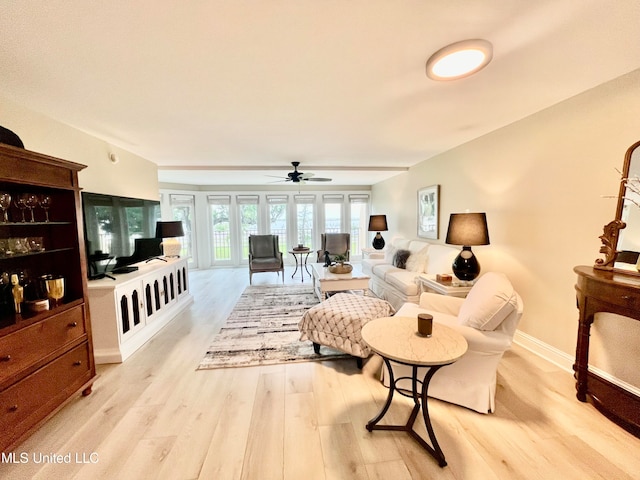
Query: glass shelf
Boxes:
[
  {"xmin": 0, "ymin": 221, "xmax": 71, "ymax": 227},
  {"xmin": 0, "ymin": 247, "xmax": 74, "ymax": 261}
]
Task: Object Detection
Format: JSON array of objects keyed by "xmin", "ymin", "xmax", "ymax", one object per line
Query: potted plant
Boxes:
[{"xmin": 328, "ymin": 253, "xmax": 353, "ymax": 274}]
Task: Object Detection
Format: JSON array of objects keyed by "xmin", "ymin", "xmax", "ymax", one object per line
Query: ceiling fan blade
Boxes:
[{"xmin": 303, "ymin": 177, "xmax": 332, "ymax": 182}]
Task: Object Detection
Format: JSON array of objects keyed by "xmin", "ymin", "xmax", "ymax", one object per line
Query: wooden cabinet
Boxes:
[
  {"xmin": 88, "ymin": 257, "xmax": 192, "ymax": 363},
  {"xmin": 573, "ymin": 266, "xmax": 640, "ymax": 438},
  {"xmin": 0, "ymin": 144, "xmax": 96, "ymax": 452}
]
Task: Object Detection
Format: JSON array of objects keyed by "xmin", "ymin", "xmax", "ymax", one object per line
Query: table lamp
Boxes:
[
  {"xmin": 155, "ymin": 221, "xmax": 184, "ymax": 258},
  {"xmin": 445, "ymin": 212, "xmax": 489, "ymax": 281},
  {"xmin": 368, "ymin": 214, "xmax": 388, "ymax": 250}
]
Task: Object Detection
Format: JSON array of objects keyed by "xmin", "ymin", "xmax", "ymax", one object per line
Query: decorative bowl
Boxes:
[{"xmin": 328, "ymin": 263, "xmax": 353, "ymax": 274}]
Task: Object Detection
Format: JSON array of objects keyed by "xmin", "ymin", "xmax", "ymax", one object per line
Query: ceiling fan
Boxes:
[{"xmin": 270, "ymin": 162, "xmax": 332, "ymax": 183}]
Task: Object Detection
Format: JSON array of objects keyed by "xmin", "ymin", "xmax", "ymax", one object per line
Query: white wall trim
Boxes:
[
  {"xmin": 514, "ymin": 330, "xmax": 640, "ymax": 397},
  {"xmin": 513, "ymin": 330, "xmax": 574, "ymax": 373}
]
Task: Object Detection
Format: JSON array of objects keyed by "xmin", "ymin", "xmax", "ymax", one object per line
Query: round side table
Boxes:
[
  {"xmin": 289, "ymin": 248, "xmax": 311, "ymax": 281},
  {"xmin": 361, "ymin": 316, "xmax": 468, "ymax": 467}
]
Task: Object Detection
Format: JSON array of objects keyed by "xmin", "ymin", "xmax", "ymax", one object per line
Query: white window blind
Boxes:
[
  {"xmin": 236, "ymin": 195, "xmax": 259, "ymax": 205},
  {"xmin": 348, "ymin": 194, "xmax": 370, "ymax": 203},
  {"xmin": 266, "ymin": 195, "xmax": 288, "ymax": 204},
  {"xmin": 207, "ymin": 195, "xmax": 231, "ymax": 205},
  {"xmin": 170, "ymin": 194, "xmax": 194, "ymax": 205},
  {"xmin": 294, "ymin": 194, "xmax": 316, "ymax": 204},
  {"xmin": 322, "ymin": 194, "xmax": 344, "ymax": 203}
]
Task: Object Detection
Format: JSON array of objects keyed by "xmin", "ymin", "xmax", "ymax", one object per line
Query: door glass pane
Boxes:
[
  {"xmin": 296, "ymin": 203, "xmax": 314, "ymax": 247},
  {"xmin": 350, "ymin": 201, "xmax": 368, "ymax": 256},
  {"xmin": 324, "ymin": 203, "xmax": 341, "ymax": 233},
  {"xmin": 239, "ymin": 204, "xmax": 258, "ymax": 260},
  {"xmin": 171, "ymin": 205, "xmax": 192, "ymax": 259},
  {"xmin": 211, "ymin": 204, "xmax": 231, "ymax": 261},
  {"xmin": 269, "ymin": 203, "xmax": 288, "ymax": 254}
]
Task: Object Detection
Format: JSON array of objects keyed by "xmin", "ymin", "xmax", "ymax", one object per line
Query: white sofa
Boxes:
[
  {"xmin": 385, "ymin": 272, "xmax": 523, "ymax": 413},
  {"xmin": 362, "ymin": 237, "xmax": 459, "ymax": 311}
]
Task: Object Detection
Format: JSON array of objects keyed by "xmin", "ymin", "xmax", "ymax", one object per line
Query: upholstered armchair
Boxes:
[
  {"xmin": 388, "ymin": 272, "xmax": 523, "ymax": 413},
  {"xmin": 316, "ymin": 233, "xmax": 350, "ymax": 263},
  {"xmin": 248, "ymin": 235, "xmax": 284, "ymax": 284}
]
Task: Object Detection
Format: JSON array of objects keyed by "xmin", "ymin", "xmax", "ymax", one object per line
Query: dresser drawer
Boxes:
[
  {"xmin": 0, "ymin": 342, "xmax": 91, "ymax": 445},
  {"xmin": 0, "ymin": 305, "xmax": 86, "ymax": 385}
]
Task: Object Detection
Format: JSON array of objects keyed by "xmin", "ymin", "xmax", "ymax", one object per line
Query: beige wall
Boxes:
[
  {"xmin": 372, "ymin": 69, "xmax": 640, "ymax": 363},
  {"xmin": 1, "ymin": 94, "xmax": 159, "ymax": 200}
]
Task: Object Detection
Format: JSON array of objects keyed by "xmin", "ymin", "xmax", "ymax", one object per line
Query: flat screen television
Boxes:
[{"xmin": 81, "ymin": 192, "xmax": 161, "ymax": 277}]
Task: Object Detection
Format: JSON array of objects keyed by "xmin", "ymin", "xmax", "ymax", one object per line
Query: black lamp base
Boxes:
[
  {"xmin": 452, "ymin": 246, "xmax": 480, "ymax": 281},
  {"xmin": 372, "ymin": 233, "xmax": 385, "ymax": 250}
]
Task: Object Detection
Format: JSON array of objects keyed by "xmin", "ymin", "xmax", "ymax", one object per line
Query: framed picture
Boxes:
[{"xmin": 417, "ymin": 185, "xmax": 439, "ymax": 239}]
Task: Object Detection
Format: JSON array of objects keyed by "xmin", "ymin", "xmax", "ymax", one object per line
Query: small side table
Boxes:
[
  {"xmin": 361, "ymin": 316, "xmax": 468, "ymax": 467},
  {"xmin": 289, "ymin": 248, "xmax": 311, "ymax": 282},
  {"xmin": 419, "ymin": 274, "xmax": 473, "ymax": 298}
]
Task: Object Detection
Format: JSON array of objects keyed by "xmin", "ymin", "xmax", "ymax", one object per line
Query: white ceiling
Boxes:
[{"xmin": 1, "ymin": 1, "xmax": 639, "ymax": 186}]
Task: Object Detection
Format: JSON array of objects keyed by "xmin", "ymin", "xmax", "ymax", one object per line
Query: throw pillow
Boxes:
[
  {"xmin": 384, "ymin": 245, "xmax": 397, "ymax": 263},
  {"xmin": 457, "ymin": 272, "xmax": 517, "ymax": 331},
  {"xmin": 392, "ymin": 249, "xmax": 411, "ymax": 269},
  {"xmin": 405, "ymin": 245, "xmax": 429, "ymax": 272}
]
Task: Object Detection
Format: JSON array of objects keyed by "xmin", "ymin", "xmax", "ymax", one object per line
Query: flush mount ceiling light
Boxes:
[{"xmin": 426, "ymin": 39, "xmax": 493, "ymax": 81}]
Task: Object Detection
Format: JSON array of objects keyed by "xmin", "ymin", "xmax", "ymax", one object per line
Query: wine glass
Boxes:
[
  {"xmin": 0, "ymin": 193, "xmax": 11, "ymax": 222},
  {"xmin": 39, "ymin": 195, "xmax": 52, "ymax": 222},
  {"xmin": 24, "ymin": 194, "xmax": 38, "ymax": 222},
  {"xmin": 14, "ymin": 195, "xmax": 27, "ymax": 222},
  {"xmin": 43, "ymin": 275, "xmax": 64, "ymax": 308}
]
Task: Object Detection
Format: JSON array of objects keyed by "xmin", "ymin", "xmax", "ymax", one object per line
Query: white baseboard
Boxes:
[
  {"xmin": 513, "ymin": 330, "xmax": 574, "ymax": 373},
  {"xmin": 514, "ymin": 329, "xmax": 640, "ymax": 397}
]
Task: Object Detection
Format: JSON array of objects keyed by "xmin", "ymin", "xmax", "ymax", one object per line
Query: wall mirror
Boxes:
[{"xmin": 595, "ymin": 140, "xmax": 640, "ymax": 274}]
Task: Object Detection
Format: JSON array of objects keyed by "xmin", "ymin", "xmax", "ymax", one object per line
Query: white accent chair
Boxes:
[{"xmin": 387, "ymin": 272, "xmax": 523, "ymax": 413}]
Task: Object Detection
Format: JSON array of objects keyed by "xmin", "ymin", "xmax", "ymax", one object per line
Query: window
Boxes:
[
  {"xmin": 237, "ymin": 195, "xmax": 259, "ymax": 260},
  {"xmin": 169, "ymin": 194, "xmax": 195, "ymax": 261},
  {"xmin": 349, "ymin": 194, "xmax": 370, "ymax": 256},
  {"xmin": 267, "ymin": 195, "xmax": 288, "ymax": 254},
  {"xmin": 294, "ymin": 194, "xmax": 315, "ymax": 247},
  {"xmin": 209, "ymin": 195, "xmax": 231, "ymax": 263},
  {"xmin": 323, "ymin": 194, "xmax": 344, "ymax": 233}
]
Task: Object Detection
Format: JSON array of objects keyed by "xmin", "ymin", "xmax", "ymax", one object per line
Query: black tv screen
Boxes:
[{"xmin": 81, "ymin": 192, "xmax": 161, "ymax": 276}]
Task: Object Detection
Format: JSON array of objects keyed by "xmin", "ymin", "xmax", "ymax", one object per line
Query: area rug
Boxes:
[{"xmin": 197, "ymin": 284, "xmax": 350, "ymax": 369}]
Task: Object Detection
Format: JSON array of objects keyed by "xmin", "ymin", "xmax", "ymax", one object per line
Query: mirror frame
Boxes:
[{"xmin": 595, "ymin": 140, "xmax": 640, "ymax": 274}]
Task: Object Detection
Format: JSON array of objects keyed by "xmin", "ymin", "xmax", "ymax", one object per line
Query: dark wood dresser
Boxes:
[
  {"xmin": 0, "ymin": 144, "xmax": 96, "ymax": 452},
  {"xmin": 573, "ymin": 265, "xmax": 640, "ymax": 437}
]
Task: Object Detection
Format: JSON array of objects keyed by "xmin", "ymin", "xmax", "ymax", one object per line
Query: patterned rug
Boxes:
[{"xmin": 197, "ymin": 284, "xmax": 350, "ymax": 369}]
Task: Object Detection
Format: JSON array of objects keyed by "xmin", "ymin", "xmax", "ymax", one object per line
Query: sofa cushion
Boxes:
[
  {"xmin": 385, "ymin": 271, "xmax": 420, "ymax": 296},
  {"xmin": 384, "ymin": 244, "xmax": 397, "ymax": 263},
  {"xmin": 392, "ymin": 249, "xmax": 411, "ymax": 269},
  {"xmin": 371, "ymin": 263, "xmax": 399, "ymax": 281},
  {"xmin": 424, "ymin": 244, "xmax": 458, "ymax": 275},
  {"xmin": 407, "ymin": 240, "xmax": 429, "ymax": 253},
  {"xmin": 405, "ymin": 245, "xmax": 429, "ymax": 272},
  {"xmin": 392, "ymin": 238, "xmax": 411, "ymax": 250},
  {"xmin": 458, "ymin": 272, "xmax": 517, "ymax": 331}
]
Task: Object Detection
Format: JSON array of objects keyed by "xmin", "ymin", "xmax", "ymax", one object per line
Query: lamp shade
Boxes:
[
  {"xmin": 155, "ymin": 221, "xmax": 184, "ymax": 239},
  {"xmin": 368, "ymin": 215, "xmax": 388, "ymax": 232},
  {"xmin": 445, "ymin": 213, "xmax": 489, "ymax": 246}
]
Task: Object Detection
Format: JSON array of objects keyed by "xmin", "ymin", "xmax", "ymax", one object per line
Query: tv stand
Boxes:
[{"xmin": 87, "ymin": 257, "xmax": 192, "ymax": 363}]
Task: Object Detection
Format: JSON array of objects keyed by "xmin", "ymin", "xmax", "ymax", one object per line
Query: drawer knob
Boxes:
[
  {"xmin": 1, "ymin": 355, "xmax": 10, "ymax": 362},
  {"xmin": 73, "ymin": 360, "xmax": 83, "ymax": 366},
  {"xmin": 9, "ymin": 405, "xmax": 18, "ymax": 412},
  {"xmin": 68, "ymin": 321, "xmax": 78, "ymax": 328}
]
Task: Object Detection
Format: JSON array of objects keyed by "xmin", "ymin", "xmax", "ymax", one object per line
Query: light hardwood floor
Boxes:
[{"xmin": 2, "ymin": 266, "xmax": 640, "ymax": 479}]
